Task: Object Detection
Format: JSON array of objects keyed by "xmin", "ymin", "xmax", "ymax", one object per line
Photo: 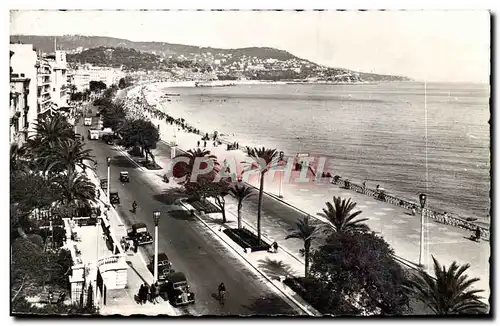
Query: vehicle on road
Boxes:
[
  {"xmin": 109, "ymin": 191, "xmax": 120, "ymax": 205},
  {"xmin": 100, "ymin": 178, "xmax": 108, "ymax": 190},
  {"xmin": 84, "ymin": 117, "xmax": 92, "ymax": 126},
  {"xmin": 119, "ymin": 171, "xmax": 129, "ymax": 182},
  {"xmin": 127, "ymin": 223, "xmax": 153, "ymax": 246},
  {"xmin": 147, "ymin": 252, "xmax": 174, "ymax": 283},
  {"xmin": 160, "ymin": 272, "xmax": 195, "ymax": 307},
  {"xmin": 88, "ymin": 129, "xmax": 100, "ymax": 140}
]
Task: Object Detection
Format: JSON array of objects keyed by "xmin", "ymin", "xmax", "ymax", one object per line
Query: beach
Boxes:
[{"xmin": 124, "ymin": 81, "xmax": 490, "ymax": 225}]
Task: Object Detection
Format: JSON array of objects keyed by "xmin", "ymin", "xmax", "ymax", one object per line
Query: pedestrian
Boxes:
[
  {"xmin": 411, "ymin": 205, "xmax": 416, "ymax": 216},
  {"xmin": 138, "ymin": 284, "xmax": 145, "ymax": 305},
  {"xmin": 443, "ymin": 211, "xmax": 448, "ymax": 224},
  {"xmin": 203, "ymin": 140, "xmax": 206, "ymax": 148},
  {"xmin": 154, "ymin": 282, "xmax": 160, "ymax": 303},
  {"xmin": 197, "ymin": 140, "xmax": 200, "ymax": 147},
  {"xmin": 150, "ymin": 283, "xmax": 157, "ymax": 304},
  {"xmin": 143, "ymin": 282, "xmax": 150, "ymax": 304}
]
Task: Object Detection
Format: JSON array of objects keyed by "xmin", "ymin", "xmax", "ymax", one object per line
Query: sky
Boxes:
[{"xmin": 9, "ymin": 10, "xmax": 491, "ymax": 83}]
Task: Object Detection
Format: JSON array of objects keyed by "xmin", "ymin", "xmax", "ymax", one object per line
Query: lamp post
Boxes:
[
  {"xmin": 153, "ymin": 211, "xmax": 161, "ymax": 283},
  {"xmin": 93, "ymin": 213, "xmax": 101, "ymax": 304},
  {"xmin": 278, "ymin": 151, "xmax": 285, "ymax": 198},
  {"xmin": 418, "ymin": 193, "xmax": 427, "ymax": 267},
  {"xmin": 106, "ymin": 157, "xmax": 111, "ymax": 206}
]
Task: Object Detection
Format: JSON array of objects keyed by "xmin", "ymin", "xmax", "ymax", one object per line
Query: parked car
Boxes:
[
  {"xmin": 84, "ymin": 117, "xmax": 92, "ymax": 126},
  {"xmin": 119, "ymin": 171, "xmax": 129, "ymax": 182},
  {"xmin": 100, "ymin": 178, "xmax": 108, "ymax": 190},
  {"xmin": 127, "ymin": 223, "xmax": 153, "ymax": 246},
  {"xmin": 147, "ymin": 252, "xmax": 174, "ymax": 283},
  {"xmin": 109, "ymin": 191, "xmax": 120, "ymax": 204},
  {"xmin": 160, "ymin": 272, "xmax": 195, "ymax": 306}
]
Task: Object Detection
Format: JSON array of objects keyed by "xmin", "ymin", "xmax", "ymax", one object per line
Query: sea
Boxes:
[{"xmin": 158, "ymin": 82, "xmax": 491, "ymax": 223}]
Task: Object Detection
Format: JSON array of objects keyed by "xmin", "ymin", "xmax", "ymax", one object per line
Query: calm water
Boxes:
[{"xmin": 160, "ymin": 82, "xmax": 491, "ymax": 222}]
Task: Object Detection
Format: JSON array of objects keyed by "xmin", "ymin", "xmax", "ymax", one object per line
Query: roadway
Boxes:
[{"xmin": 77, "ymin": 104, "xmax": 302, "ymax": 316}]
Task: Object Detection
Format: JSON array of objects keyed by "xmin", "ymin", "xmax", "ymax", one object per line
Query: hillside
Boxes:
[{"xmin": 10, "ymin": 34, "xmax": 411, "ymax": 82}]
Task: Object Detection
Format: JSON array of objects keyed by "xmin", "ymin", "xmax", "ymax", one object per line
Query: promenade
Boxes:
[{"xmin": 146, "ymin": 110, "xmax": 490, "ymax": 302}]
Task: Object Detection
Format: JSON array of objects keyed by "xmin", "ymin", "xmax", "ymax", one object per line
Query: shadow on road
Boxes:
[
  {"xmin": 242, "ymin": 295, "xmax": 298, "ymax": 316},
  {"xmin": 112, "ymin": 155, "xmax": 138, "ymax": 169},
  {"xmin": 257, "ymin": 257, "xmax": 296, "ymax": 281}
]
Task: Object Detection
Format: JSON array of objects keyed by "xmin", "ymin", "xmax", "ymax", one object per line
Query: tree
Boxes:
[
  {"xmin": 52, "ymin": 172, "xmax": 96, "ymax": 211},
  {"xmin": 404, "ymin": 256, "xmax": 488, "ymax": 315},
  {"xmin": 317, "ymin": 196, "xmax": 369, "ymax": 233},
  {"xmin": 119, "ymin": 119, "xmax": 160, "ymax": 163},
  {"xmin": 45, "ymin": 139, "xmax": 95, "ymax": 176},
  {"xmin": 101, "ymin": 103, "xmax": 126, "ymax": 131},
  {"xmin": 244, "ymin": 147, "xmax": 279, "ymax": 244},
  {"xmin": 89, "ymin": 80, "xmax": 107, "ymax": 93},
  {"xmin": 310, "ymin": 231, "xmax": 410, "ymax": 315},
  {"xmin": 173, "ymin": 148, "xmax": 218, "ymax": 183},
  {"xmin": 286, "ymin": 216, "xmax": 321, "ymax": 277},
  {"xmin": 185, "ymin": 178, "xmax": 230, "ymax": 222},
  {"xmin": 118, "ymin": 76, "xmax": 133, "ymax": 89},
  {"xmin": 229, "ymin": 183, "xmax": 254, "ymax": 229}
]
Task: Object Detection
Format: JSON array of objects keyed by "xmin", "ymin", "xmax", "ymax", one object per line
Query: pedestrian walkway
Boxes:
[{"xmin": 140, "ymin": 119, "xmax": 490, "ymax": 301}]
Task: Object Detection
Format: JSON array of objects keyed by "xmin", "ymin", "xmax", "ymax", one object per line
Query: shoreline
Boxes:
[{"xmin": 122, "ymin": 82, "xmax": 490, "ymax": 228}]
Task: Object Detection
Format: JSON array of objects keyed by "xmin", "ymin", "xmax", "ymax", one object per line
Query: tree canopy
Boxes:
[
  {"xmin": 89, "ymin": 80, "xmax": 107, "ymax": 93},
  {"xmin": 119, "ymin": 119, "xmax": 160, "ymax": 162},
  {"xmin": 309, "ymin": 231, "xmax": 410, "ymax": 315}
]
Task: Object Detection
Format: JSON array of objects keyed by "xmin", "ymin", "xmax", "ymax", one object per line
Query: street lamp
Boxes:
[
  {"xmin": 93, "ymin": 213, "xmax": 101, "ymax": 304},
  {"xmin": 278, "ymin": 151, "xmax": 285, "ymax": 198},
  {"xmin": 418, "ymin": 193, "xmax": 427, "ymax": 267},
  {"xmin": 153, "ymin": 211, "xmax": 161, "ymax": 283},
  {"xmin": 106, "ymin": 157, "xmax": 111, "ymax": 206}
]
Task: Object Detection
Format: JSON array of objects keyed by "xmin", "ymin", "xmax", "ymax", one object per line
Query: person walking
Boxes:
[
  {"xmin": 144, "ymin": 282, "xmax": 150, "ymax": 304},
  {"xmin": 203, "ymin": 140, "xmax": 207, "ymax": 148},
  {"xmin": 197, "ymin": 140, "xmax": 200, "ymax": 147},
  {"xmin": 138, "ymin": 284, "xmax": 145, "ymax": 305},
  {"xmin": 150, "ymin": 283, "xmax": 157, "ymax": 304}
]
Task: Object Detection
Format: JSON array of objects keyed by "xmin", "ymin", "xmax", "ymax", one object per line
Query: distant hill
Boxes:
[{"xmin": 10, "ymin": 34, "xmax": 412, "ymax": 82}]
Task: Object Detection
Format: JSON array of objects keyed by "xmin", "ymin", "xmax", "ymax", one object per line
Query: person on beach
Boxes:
[
  {"xmin": 443, "ymin": 212, "xmax": 448, "ymax": 223},
  {"xmin": 411, "ymin": 205, "xmax": 416, "ymax": 216},
  {"xmin": 204, "ymin": 140, "xmax": 207, "ymax": 148}
]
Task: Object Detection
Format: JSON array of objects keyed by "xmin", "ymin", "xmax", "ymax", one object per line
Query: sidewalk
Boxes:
[
  {"xmin": 144, "ymin": 117, "xmax": 490, "ymax": 301},
  {"xmin": 82, "ymin": 167, "xmax": 178, "ymax": 316}
]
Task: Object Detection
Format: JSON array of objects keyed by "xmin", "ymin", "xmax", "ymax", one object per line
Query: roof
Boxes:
[
  {"xmin": 120, "ymin": 171, "xmax": 129, "ymax": 175},
  {"xmin": 169, "ymin": 272, "xmax": 187, "ymax": 283},
  {"xmin": 132, "ymin": 223, "xmax": 147, "ymax": 229}
]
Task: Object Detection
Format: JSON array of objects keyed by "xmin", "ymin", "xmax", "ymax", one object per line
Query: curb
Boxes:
[{"xmin": 178, "ymin": 200, "xmax": 321, "ymax": 316}]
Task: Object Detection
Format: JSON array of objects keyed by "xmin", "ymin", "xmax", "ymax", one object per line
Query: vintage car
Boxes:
[
  {"xmin": 84, "ymin": 117, "xmax": 92, "ymax": 126},
  {"xmin": 100, "ymin": 178, "xmax": 108, "ymax": 190},
  {"xmin": 127, "ymin": 223, "xmax": 153, "ymax": 246},
  {"xmin": 147, "ymin": 252, "xmax": 173, "ymax": 283},
  {"xmin": 160, "ymin": 272, "xmax": 195, "ymax": 306},
  {"xmin": 109, "ymin": 191, "xmax": 120, "ymax": 205},
  {"xmin": 119, "ymin": 171, "xmax": 129, "ymax": 183}
]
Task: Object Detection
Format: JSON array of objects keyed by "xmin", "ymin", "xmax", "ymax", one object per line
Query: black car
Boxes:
[
  {"xmin": 147, "ymin": 252, "xmax": 173, "ymax": 283},
  {"xmin": 119, "ymin": 171, "xmax": 129, "ymax": 182},
  {"xmin": 127, "ymin": 223, "xmax": 153, "ymax": 246},
  {"xmin": 160, "ymin": 272, "xmax": 195, "ymax": 306},
  {"xmin": 109, "ymin": 191, "xmax": 120, "ymax": 204}
]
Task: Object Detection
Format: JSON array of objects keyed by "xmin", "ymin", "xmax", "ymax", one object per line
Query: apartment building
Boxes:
[
  {"xmin": 71, "ymin": 65, "xmax": 124, "ymax": 91},
  {"xmin": 47, "ymin": 50, "xmax": 70, "ymax": 108},
  {"xmin": 9, "ymin": 44, "xmax": 38, "ymax": 141},
  {"xmin": 36, "ymin": 58, "xmax": 53, "ymax": 115}
]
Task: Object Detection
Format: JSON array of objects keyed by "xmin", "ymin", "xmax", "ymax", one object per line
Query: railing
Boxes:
[{"xmin": 333, "ymin": 176, "xmax": 490, "ymax": 241}]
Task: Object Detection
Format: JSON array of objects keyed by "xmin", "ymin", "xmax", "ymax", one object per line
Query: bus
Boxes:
[{"xmin": 88, "ymin": 129, "xmax": 100, "ymax": 140}]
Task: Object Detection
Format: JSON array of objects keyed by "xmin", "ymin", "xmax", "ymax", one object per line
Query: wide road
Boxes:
[{"xmin": 77, "ymin": 105, "xmax": 302, "ymax": 316}]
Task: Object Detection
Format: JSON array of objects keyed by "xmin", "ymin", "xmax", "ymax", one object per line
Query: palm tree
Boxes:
[
  {"xmin": 45, "ymin": 139, "xmax": 95, "ymax": 176},
  {"xmin": 286, "ymin": 215, "xmax": 321, "ymax": 277},
  {"xmin": 243, "ymin": 147, "xmax": 279, "ymax": 244},
  {"xmin": 173, "ymin": 148, "xmax": 219, "ymax": 183},
  {"xmin": 10, "ymin": 143, "xmax": 28, "ymax": 173},
  {"xmin": 318, "ymin": 196, "xmax": 369, "ymax": 233},
  {"xmin": 229, "ymin": 183, "xmax": 254, "ymax": 229},
  {"xmin": 405, "ymin": 256, "xmax": 488, "ymax": 314},
  {"xmin": 31, "ymin": 113, "xmax": 74, "ymax": 146},
  {"xmin": 53, "ymin": 172, "xmax": 97, "ymax": 210}
]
